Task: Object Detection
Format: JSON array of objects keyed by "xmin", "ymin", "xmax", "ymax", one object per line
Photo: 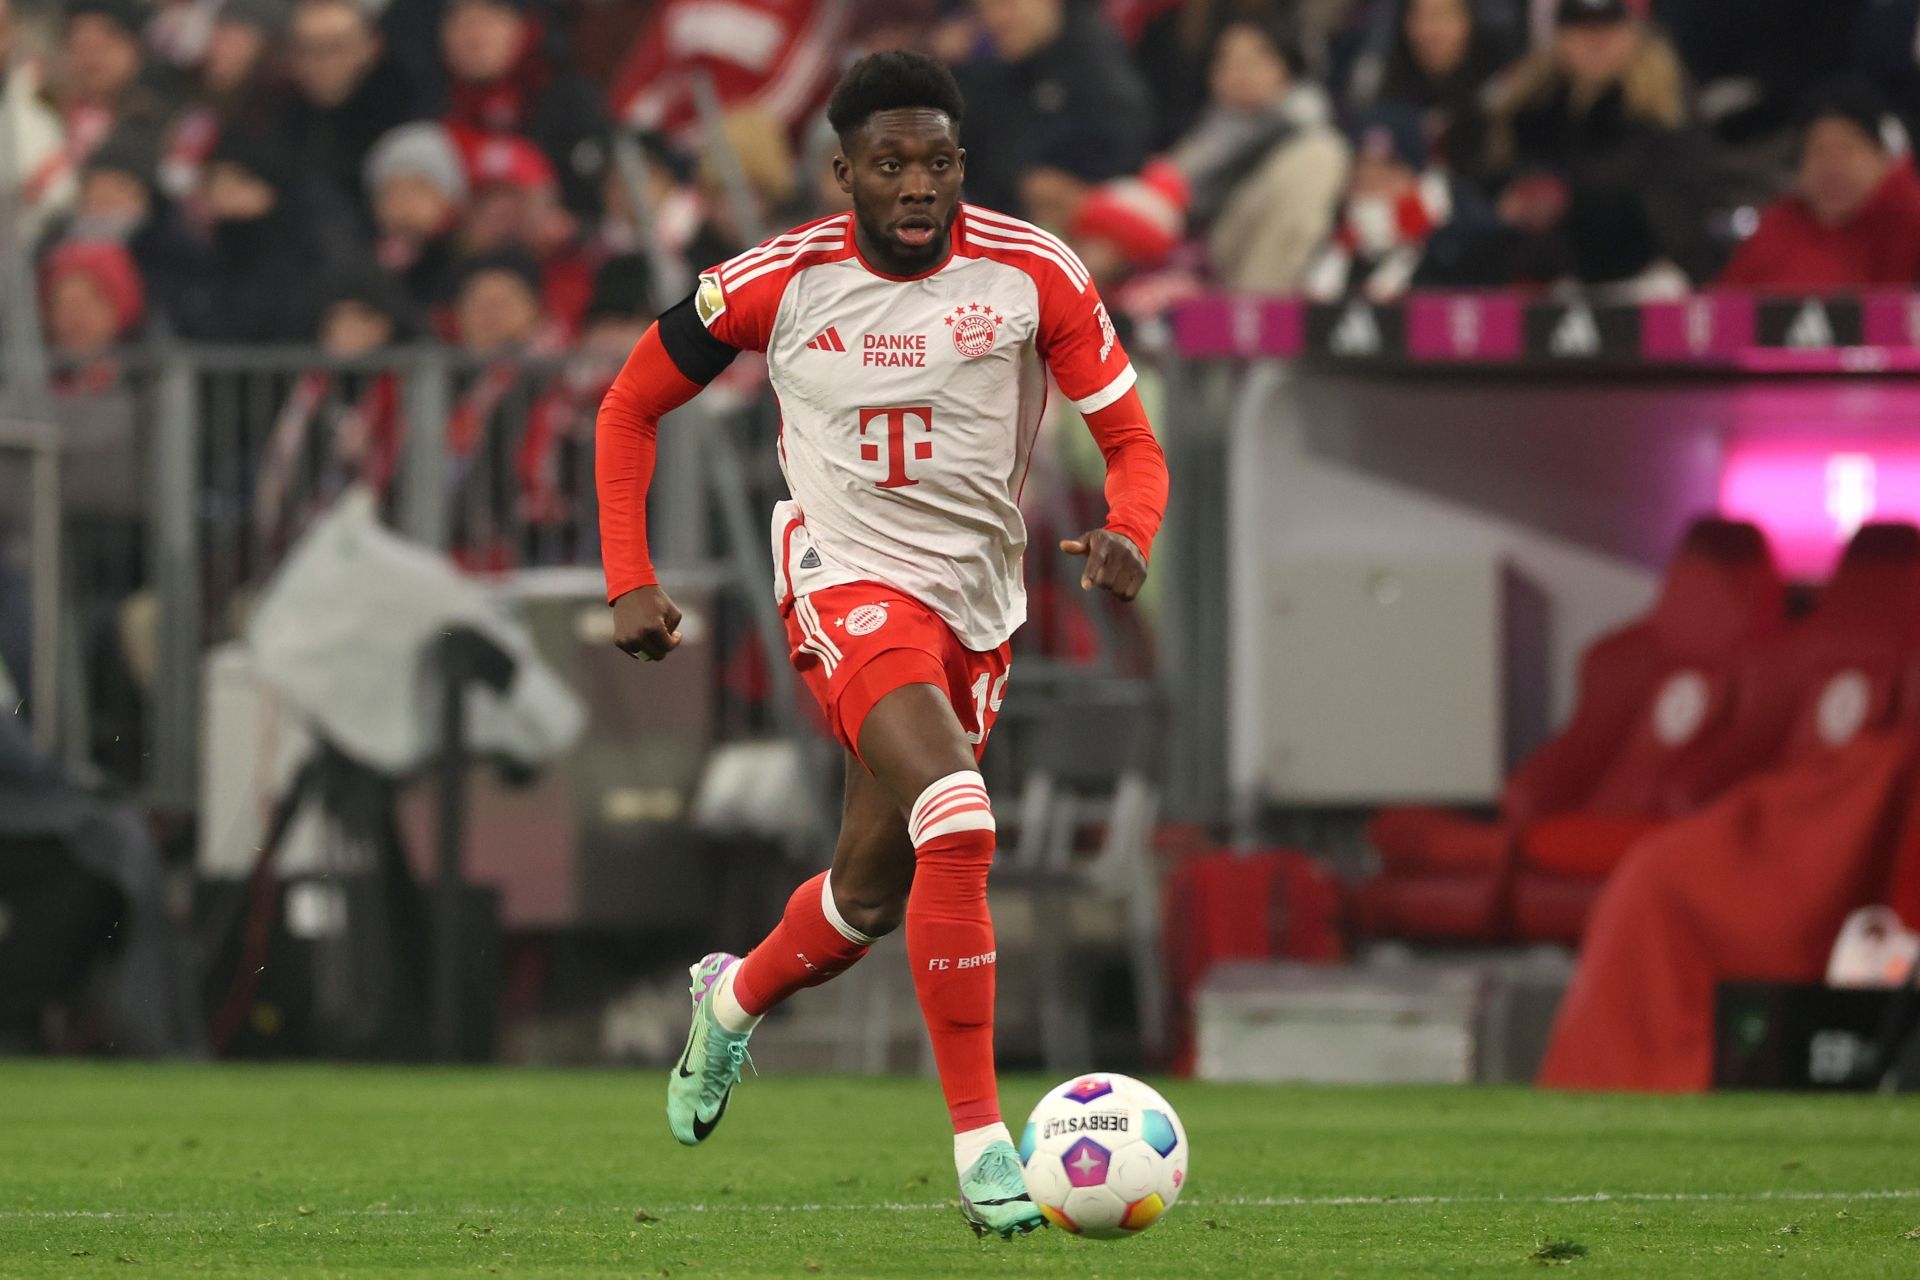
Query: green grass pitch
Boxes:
[{"xmin": 3, "ymin": 1063, "xmax": 1919, "ymax": 1277}]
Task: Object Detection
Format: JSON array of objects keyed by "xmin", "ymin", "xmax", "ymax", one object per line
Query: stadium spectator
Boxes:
[
  {"xmin": 1655, "ymin": 0, "xmax": 1862, "ymax": 205},
  {"xmin": 440, "ymin": 0, "xmax": 610, "ymax": 219},
  {"xmin": 313, "ymin": 259, "xmax": 422, "ymax": 353},
  {"xmin": 365, "ymin": 121, "xmax": 469, "ymax": 311},
  {"xmin": 954, "ymin": 0, "xmax": 1154, "ymax": 219},
  {"xmin": 2, "ymin": 0, "xmax": 75, "ymax": 242},
  {"xmin": 53, "ymin": 0, "xmax": 170, "ymax": 185},
  {"xmin": 607, "ymin": 0, "xmax": 854, "ymax": 144},
  {"xmin": 277, "ymin": 0, "xmax": 426, "ymax": 218},
  {"xmin": 455, "ymin": 129, "xmax": 560, "ymax": 256},
  {"xmin": 578, "ymin": 254, "xmax": 655, "ymax": 352},
  {"xmin": 1719, "ymin": 81, "xmax": 1920, "ymax": 290},
  {"xmin": 255, "ymin": 258, "xmax": 428, "ymax": 550},
  {"xmin": 156, "ymin": 0, "xmax": 288, "ymax": 203},
  {"xmin": 451, "ymin": 250, "xmax": 549, "ymax": 353},
  {"xmin": 1303, "ymin": 103, "xmax": 1502, "ymax": 300},
  {"xmin": 444, "ymin": 250, "xmax": 561, "ymax": 564},
  {"xmin": 1120, "ymin": 0, "xmax": 1295, "ymax": 147},
  {"xmin": 452, "ymin": 129, "xmax": 594, "ymax": 337},
  {"xmin": 170, "ymin": 130, "xmax": 324, "ymax": 341},
  {"xmin": 1063, "ymin": 16, "xmax": 1351, "ymax": 293},
  {"xmin": 1485, "ymin": 0, "xmax": 1719, "ymax": 286},
  {"xmin": 41, "ymin": 240, "xmax": 144, "ymax": 376},
  {"xmin": 511, "ymin": 253, "xmax": 660, "ymax": 546},
  {"xmin": 1351, "ymin": 0, "xmax": 1512, "ymax": 180},
  {"xmin": 45, "ymin": 132, "xmax": 202, "ymax": 330},
  {"xmin": 1189, "ymin": 18, "xmax": 1349, "ymax": 292},
  {"xmin": 56, "ymin": 131, "xmax": 159, "ymax": 246}
]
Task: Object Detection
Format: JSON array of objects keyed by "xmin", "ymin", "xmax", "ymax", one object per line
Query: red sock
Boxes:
[
  {"xmin": 732, "ymin": 871, "xmax": 873, "ymax": 1016},
  {"xmin": 905, "ymin": 771, "xmax": 1002, "ymax": 1133}
]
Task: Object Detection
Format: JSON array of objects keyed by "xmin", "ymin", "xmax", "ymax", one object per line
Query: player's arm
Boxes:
[
  {"xmin": 595, "ymin": 285, "xmax": 742, "ymax": 659},
  {"xmin": 1063, "ymin": 385, "xmax": 1168, "ymax": 602},
  {"xmin": 1036, "ymin": 274, "xmax": 1169, "ymax": 603}
]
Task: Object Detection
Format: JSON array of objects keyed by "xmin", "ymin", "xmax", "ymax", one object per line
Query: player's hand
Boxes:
[
  {"xmin": 612, "ymin": 585, "xmax": 683, "ymax": 661},
  {"xmin": 1060, "ymin": 530, "xmax": 1147, "ymax": 602}
]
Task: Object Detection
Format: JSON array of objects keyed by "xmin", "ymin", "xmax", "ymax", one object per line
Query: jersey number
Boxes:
[
  {"xmin": 965, "ymin": 670, "xmax": 1011, "ymax": 746},
  {"xmin": 858, "ymin": 406, "xmax": 934, "ymax": 489}
]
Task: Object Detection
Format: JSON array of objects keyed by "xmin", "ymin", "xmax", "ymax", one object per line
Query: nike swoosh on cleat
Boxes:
[
  {"xmin": 676, "ymin": 1039, "xmax": 697, "ymax": 1079},
  {"xmin": 691, "ymin": 1090, "xmax": 730, "ymax": 1142}
]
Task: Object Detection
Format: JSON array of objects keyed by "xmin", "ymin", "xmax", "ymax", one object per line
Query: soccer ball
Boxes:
[{"xmin": 1018, "ymin": 1072, "xmax": 1189, "ymax": 1238}]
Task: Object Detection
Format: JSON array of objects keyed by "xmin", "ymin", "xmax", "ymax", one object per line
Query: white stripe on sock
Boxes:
[
  {"xmin": 909, "ymin": 770, "xmax": 995, "ymax": 845},
  {"xmin": 819, "ymin": 871, "xmax": 875, "ymax": 946}
]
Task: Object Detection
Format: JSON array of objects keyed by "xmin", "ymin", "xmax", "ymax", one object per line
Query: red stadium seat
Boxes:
[
  {"xmin": 1357, "ymin": 518, "xmax": 1784, "ymax": 943},
  {"xmin": 1163, "ymin": 847, "xmax": 1344, "ymax": 1073},
  {"xmin": 1514, "ymin": 523, "xmax": 1920, "ymax": 942},
  {"xmin": 1651, "ymin": 523, "xmax": 1920, "ymax": 802}
]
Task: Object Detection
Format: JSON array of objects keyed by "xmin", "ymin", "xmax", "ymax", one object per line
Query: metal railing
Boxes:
[
  {"xmin": 3, "ymin": 336, "xmax": 1177, "ymax": 820},
  {"xmin": 0, "ymin": 343, "xmax": 797, "ymax": 807},
  {"xmin": 0, "ymin": 417, "xmax": 61, "ymax": 758}
]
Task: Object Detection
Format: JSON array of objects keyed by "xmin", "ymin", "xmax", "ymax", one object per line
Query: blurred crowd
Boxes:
[
  {"xmin": 6, "ymin": 0, "xmax": 1920, "ymax": 783},
  {"xmin": 5, "ymin": 0, "xmax": 1920, "ymax": 376}
]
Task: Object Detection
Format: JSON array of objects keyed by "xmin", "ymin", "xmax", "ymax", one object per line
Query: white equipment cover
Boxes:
[
  {"xmin": 1827, "ymin": 906, "xmax": 1920, "ymax": 989},
  {"xmin": 246, "ymin": 488, "xmax": 585, "ymax": 776}
]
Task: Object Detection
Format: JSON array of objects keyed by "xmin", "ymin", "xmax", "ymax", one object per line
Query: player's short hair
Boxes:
[{"xmin": 826, "ymin": 51, "xmax": 965, "ymax": 141}]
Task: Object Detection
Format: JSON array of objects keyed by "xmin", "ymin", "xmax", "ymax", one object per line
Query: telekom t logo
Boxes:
[
  {"xmin": 1826, "ymin": 453, "xmax": 1877, "ymax": 538},
  {"xmin": 859, "ymin": 406, "xmax": 934, "ymax": 489}
]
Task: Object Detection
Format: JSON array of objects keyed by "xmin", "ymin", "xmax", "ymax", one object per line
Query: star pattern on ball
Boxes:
[{"xmin": 1061, "ymin": 1138, "xmax": 1111, "ymax": 1188}]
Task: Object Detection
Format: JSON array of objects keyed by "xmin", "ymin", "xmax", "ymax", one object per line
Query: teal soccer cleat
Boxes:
[
  {"xmin": 958, "ymin": 1141, "xmax": 1047, "ymax": 1239},
  {"xmin": 666, "ymin": 952, "xmax": 752, "ymax": 1146}
]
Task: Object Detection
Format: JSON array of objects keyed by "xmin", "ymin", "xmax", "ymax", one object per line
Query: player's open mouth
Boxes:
[{"xmin": 894, "ymin": 219, "xmax": 940, "ymax": 247}]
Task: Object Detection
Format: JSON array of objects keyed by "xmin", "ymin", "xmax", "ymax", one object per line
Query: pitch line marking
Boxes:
[{"xmin": 7, "ymin": 1188, "xmax": 1920, "ymax": 1220}]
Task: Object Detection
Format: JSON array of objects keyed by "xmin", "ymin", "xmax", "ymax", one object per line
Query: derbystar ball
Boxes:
[{"xmin": 1019, "ymin": 1072, "xmax": 1189, "ymax": 1239}]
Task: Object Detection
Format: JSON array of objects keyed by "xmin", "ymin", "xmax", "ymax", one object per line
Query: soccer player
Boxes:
[{"xmin": 595, "ymin": 50, "xmax": 1168, "ymax": 1238}]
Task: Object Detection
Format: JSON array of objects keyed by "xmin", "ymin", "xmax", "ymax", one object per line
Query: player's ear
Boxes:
[
  {"xmin": 955, "ymin": 147, "xmax": 966, "ymax": 181},
  {"xmin": 832, "ymin": 147, "xmax": 852, "ymax": 195}
]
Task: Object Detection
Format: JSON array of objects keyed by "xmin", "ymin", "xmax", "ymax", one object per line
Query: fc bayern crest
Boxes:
[
  {"xmin": 842, "ymin": 603, "xmax": 890, "ymax": 636},
  {"xmin": 946, "ymin": 303, "xmax": 1004, "ymax": 358}
]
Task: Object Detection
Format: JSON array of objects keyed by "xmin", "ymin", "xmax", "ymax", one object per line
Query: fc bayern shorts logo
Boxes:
[{"xmin": 844, "ymin": 603, "xmax": 890, "ymax": 636}]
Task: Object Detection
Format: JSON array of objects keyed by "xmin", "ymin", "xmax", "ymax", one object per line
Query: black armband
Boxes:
[{"xmin": 657, "ymin": 292, "xmax": 741, "ymax": 386}]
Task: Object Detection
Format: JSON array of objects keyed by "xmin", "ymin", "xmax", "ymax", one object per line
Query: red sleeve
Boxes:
[
  {"xmin": 1081, "ymin": 386, "xmax": 1168, "ymax": 561},
  {"xmin": 1035, "ymin": 266, "xmax": 1138, "ymax": 416},
  {"xmin": 595, "ymin": 324, "xmax": 704, "ymax": 602},
  {"xmin": 1027, "ymin": 257, "xmax": 1165, "ymax": 557}
]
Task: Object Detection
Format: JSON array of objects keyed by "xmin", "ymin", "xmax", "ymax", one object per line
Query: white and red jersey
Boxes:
[{"xmin": 694, "ymin": 205, "xmax": 1140, "ymax": 651}]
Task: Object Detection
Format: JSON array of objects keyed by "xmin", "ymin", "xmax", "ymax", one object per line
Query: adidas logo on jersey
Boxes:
[{"xmin": 806, "ymin": 327, "xmax": 847, "ymax": 352}]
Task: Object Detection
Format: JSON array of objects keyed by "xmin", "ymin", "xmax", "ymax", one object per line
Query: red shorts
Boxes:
[{"xmin": 782, "ymin": 580, "xmax": 1012, "ymax": 762}]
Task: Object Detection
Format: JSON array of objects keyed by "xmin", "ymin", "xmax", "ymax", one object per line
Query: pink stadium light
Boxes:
[{"xmin": 1720, "ymin": 443, "xmax": 1920, "ymax": 577}]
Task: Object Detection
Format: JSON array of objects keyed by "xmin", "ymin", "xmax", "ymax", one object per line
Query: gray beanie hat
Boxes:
[{"xmin": 364, "ymin": 122, "xmax": 469, "ymax": 203}]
